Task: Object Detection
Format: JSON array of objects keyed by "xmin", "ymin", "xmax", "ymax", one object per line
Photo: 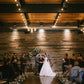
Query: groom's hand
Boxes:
[{"xmin": 40, "ymin": 62, "xmax": 43, "ymax": 63}]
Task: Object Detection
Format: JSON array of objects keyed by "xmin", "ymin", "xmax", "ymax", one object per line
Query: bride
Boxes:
[{"xmin": 39, "ymin": 53, "xmax": 56, "ymax": 76}]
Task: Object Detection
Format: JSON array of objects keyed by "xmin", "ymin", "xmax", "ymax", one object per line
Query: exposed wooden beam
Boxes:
[
  {"xmin": 53, "ymin": 0, "xmax": 66, "ymax": 26},
  {"xmin": 0, "ymin": 4, "xmax": 84, "ymax": 13},
  {"xmin": 19, "ymin": 0, "xmax": 30, "ymax": 26}
]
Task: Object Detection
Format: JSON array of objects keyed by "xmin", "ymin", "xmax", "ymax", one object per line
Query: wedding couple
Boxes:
[{"xmin": 35, "ymin": 53, "xmax": 56, "ymax": 76}]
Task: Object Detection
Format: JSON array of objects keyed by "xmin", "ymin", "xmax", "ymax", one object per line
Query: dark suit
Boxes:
[
  {"xmin": 35, "ymin": 56, "xmax": 40, "ymax": 75},
  {"xmin": 39, "ymin": 58, "xmax": 44, "ymax": 72}
]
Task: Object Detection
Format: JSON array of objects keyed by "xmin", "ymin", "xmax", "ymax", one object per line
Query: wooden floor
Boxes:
[
  {"xmin": 22, "ymin": 73, "xmax": 62, "ymax": 84},
  {"xmin": 0, "ymin": 28, "xmax": 84, "ymax": 71}
]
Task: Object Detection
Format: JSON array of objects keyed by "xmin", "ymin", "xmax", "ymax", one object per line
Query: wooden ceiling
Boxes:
[
  {"xmin": 0, "ymin": 13, "xmax": 25, "ymax": 23},
  {"xmin": 0, "ymin": 0, "xmax": 84, "ymax": 4},
  {"xmin": 0, "ymin": 0, "xmax": 16, "ymax": 4},
  {"xmin": 28, "ymin": 13, "xmax": 57, "ymax": 23},
  {"xmin": 0, "ymin": 0, "xmax": 84, "ymax": 27},
  {"xmin": 57, "ymin": 13, "xmax": 84, "ymax": 23},
  {"xmin": 68, "ymin": 0, "xmax": 84, "ymax": 4}
]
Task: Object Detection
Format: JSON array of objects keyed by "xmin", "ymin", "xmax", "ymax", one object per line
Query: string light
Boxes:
[
  {"xmin": 20, "ymin": 13, "xmax": 23, "ymax": 15},
  {"xmin": 59, "ymin": 13, "xmax": 61, "ymax": 15},
  {"xmin": 15, "ymin": 0, "xmax": 28, "ymax": 28},
  {"xmin": 56, "ymin": 19, "xmax": 58, "ymax": 21},
  {"xmin": 58, "ymin": 16, "xmax": 59, "ymax": 18},
  {"xmin": 23, "ymin": 19, "xmax": 26, "ymax": 21},
  {"xmin": 18, "ymin": 8, "xmax": 21, "ymax": 11},
  {"xmin": 61, "ymin": 8, "xmax": 64, "ymax": 11},
  {"xmin": 15, "ymin": 0, "xmax": 17, "ymax": 2},
  {"xmin": 66, "ymin": 0, "xmax": 68, "ymax": 2},
  {"xmin": 16, "ymin": 3, "xmax": 19, "ymax": 6},
  {"xmin": 52, "ymin": 25, "xmax": 56, "ymax": 28}
]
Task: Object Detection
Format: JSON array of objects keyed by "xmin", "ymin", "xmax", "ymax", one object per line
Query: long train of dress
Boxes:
[{"xmin": 40, "ymin": 57, "xmax": 56, "ymax": 76}]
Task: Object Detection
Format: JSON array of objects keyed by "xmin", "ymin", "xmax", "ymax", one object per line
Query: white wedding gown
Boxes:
[{"xmin": 40, "ymin": 57, "xmax": 56, "ymax": 76}]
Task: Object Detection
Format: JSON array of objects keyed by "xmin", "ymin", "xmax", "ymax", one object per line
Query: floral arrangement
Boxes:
[{"xmin": 28, "ymin": 48, "xmax": 41, "ymax": 58}]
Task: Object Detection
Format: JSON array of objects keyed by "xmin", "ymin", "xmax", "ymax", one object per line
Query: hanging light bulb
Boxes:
[
  {"xmin": 16, "ymin": 3, "xmax": 19, "ymax": 6},
  {"xmin": 59, "ymin": 13, "xmax": 61, "ymax": 15},
  {"xmin": 20, "ymin": 13, "xmax": 23, "ymax": 15},
  {"xmin": 52, "ymin": 25, "xmax": 56, "ymax": 28},
  {"xmin": 18, "ymin": 8, "xmax": 21, "ymax": 11},
  {"xmin": 61, "ymin": 8, "xmax": 64, "ymax": 11},
  {"xmin": 66, "ymin": 0, "xmax": 68, "ymax": 2},
  {"xmin": 15, "ymin": 0, "xmax": 17, "ymax": 2}
]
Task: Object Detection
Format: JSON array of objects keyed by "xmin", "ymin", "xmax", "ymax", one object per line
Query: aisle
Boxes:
[{"xmin": 22, "ymin": 72, "xmax": 62, "ymax": 84}]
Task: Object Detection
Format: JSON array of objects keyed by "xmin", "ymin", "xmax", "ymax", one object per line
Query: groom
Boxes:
[
  {"xmin": 39, "ymin": 55, "xmax": 44, "ymax": 72},
  {"xmin": 35, "ymin": 54, "xmax": 40, "ymax": 76},
  {"xmin": 35, "ymin": 54, "xmax": 44, "ymax": 76}
]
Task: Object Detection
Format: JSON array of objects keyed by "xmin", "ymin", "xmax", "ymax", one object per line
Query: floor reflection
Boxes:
[
  {"xmin": 22, "ymin": 73, "xmax": 61, "ymax": 84},
  {"xmin": 40, "ymin": 76, "xmax": 54, "ymax": 84}
]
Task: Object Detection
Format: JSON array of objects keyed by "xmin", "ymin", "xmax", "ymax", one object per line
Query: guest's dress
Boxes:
[{"xmin": 40, "ymin": 57, "xmax": 56, "ymax": 76}]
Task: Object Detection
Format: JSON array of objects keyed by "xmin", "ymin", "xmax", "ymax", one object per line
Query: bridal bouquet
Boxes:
[{"xmin": 28, "ymin": 48, "xmax": 41, "ymax": 58}]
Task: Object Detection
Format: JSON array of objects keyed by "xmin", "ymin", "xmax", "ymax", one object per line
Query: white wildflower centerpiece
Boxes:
[{"xmin": 28, "ymin": 48, "xmax": 41, "ymax": 58}]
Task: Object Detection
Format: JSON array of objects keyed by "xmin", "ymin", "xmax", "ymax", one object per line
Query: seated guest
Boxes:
[
  {"xmin": 77, "ymin": 68, "xmax": 84, "ymax": 84},
  {"xmin": 62, "ymin": 60, "xmax": 68, "ymax": 74},
  {"xmin": 64, "ymin": 64, "xmax": 72, "ymax": 80},
  {"xmin": 70, "ymin": 54, "xmax": 76, "ymax": 66},
  {"xmin": 2, "ymin": 59, "xmax": 15, "ymax": 80},
  {"xmin": 64, "ymin": 53, "xmax": 69, "ymax": 65},
  {"xmin": 77, "ymin": 53, "xmax": 83, "ymax": 67},
  {"xmin": 71, "ymin": 61, "xmax": 80, "ymax": 82}
]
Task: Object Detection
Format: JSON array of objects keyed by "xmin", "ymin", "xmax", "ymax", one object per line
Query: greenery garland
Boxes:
[{"xmin": 28, "ymin": 48, "xmax": 41, "ymax": 58}]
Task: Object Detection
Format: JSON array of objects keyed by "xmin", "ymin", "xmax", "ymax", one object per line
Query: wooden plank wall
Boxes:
[{"xmin": 0, "ymin": 29, "xmax": 84, "ymax": 71}]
